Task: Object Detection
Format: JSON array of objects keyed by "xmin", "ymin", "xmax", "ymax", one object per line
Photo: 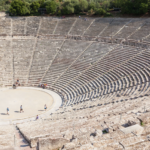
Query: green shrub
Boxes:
[
  {"xmin": 30, "ymin": 1, "xmax": 40, "ymax": 14},
  {"xmin": 102, "ymin": 129, "xmax": 108, "ymax": 134},
  {"xmin": 95, "ymin": 8, "xmax": 106, "ymax": 15},
  {"xmin": 79, "ymin": 12, "xmax": 86, "ymax": 15},
  {"xmin": 88, "ymin": 2, "xmax": 96, "ymax": 11},
  {"xmin": 104, "ymin": 12, "xmax": 112, "ymax": 17},
  {"xmin": 9, "ymin": 0, "xmax": 30, "ymax": 15},
  {"xmin": 140, "ymin": 121, "xmax": 144, "ymax": 126},
  {"xmin": 79, "ymin": 0, "xmax": 88, "ymax": 12},
  {"xmin": 46, "ymin": 0, "xmax": 58, "ymax": 14}
]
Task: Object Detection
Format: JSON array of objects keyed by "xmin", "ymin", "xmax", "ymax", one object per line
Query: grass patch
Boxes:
[
  {"xmin": 102, "ymin": 129, "xmax": 108, "ymax": 134},
  {"xmin": 140, "ymin": 121, "xmax": 144, "ymax": 126}
]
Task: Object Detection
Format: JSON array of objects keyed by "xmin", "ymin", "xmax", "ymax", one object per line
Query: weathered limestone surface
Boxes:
[{"xmin": 38, "ymin": 137, "xmax": 69, "ymax": 150}]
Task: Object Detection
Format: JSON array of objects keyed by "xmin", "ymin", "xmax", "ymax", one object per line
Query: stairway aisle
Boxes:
[{"xmin": 15, "ymin": 127, "xmax": 36, "ymax": 150}]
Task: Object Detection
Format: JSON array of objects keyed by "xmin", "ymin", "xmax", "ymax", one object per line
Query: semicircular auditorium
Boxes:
[{"xmin": 0, "ymin": 17, "xmax": 149, "ymax": 150}]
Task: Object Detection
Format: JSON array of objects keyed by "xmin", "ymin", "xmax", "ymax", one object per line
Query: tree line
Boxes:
[{"xmin": 0, "ymin": 0, "xmax": 149, "ymax": 16}]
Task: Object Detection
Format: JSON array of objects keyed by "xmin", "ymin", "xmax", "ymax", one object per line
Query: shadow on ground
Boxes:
[
  {"xmin": 1, "ymin": 113, "xmax": 7, "ymax": 115},
  {"xmin": 14, "ymin": 111, "xmax": 20, "ymax": 113}
]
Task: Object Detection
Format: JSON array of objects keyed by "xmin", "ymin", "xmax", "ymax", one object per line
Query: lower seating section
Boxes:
[
  {"xmin": 65, "ymin": 82, "xmax": 150, "ymax": 106},
  {"xmin": 61, "ymin": 49, "xmax": 150, "ymax": 102},
  {"xmin": 53, "ymin": 42, "xmax": 117, "ymax": 89},
  {"xmin": 42, "ymin": 40, "xmax": 90, "ymax": 86},
  {"xmin": 0, "ymin": 125, "xmax": 15, "ymax": 149},
  {"xmin": 17, "ymin": 93, "xmax": 150, "ymax": 149},
  {"xmin": 0, "ymin": 40, "xmax": 13, "ymax": 87},
  {"xmin": 28, "ymin": 39, "xmax": 64, "ymax": 86},
  {"xmin": 12, "ymin": 39, "xmax": 34, "ymax": 85},
  {"xmin": 59, "ymin": 46, "xmax": 148, "ymax": 100}
]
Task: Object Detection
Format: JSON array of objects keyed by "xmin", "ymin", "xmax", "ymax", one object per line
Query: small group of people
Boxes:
[
  {"xmin": 13, "ymin": 79, "xmax": 20, "ymax": 89},
  {"xmin": 7, "ymin": 105, "xmax": 24, "ymax": 115},
  {"xmin": 39, "ymin": 83, "xmax": 47, "ymax": 89},
  {"xmin": 6, "ymin": 104, "xmax": 47, "ymax": 120},
  {"xmin": 79, "ymin": 16, "xmax": 87, "ymax": 21}
]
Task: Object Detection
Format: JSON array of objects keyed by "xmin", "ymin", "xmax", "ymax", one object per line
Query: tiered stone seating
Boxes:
[
  {"xmin": 28, "ymin": 39, "xmax": 64, "ymax": 86},
  {"xmin": 12, "ymin": 17, "xmax": 26, "ymax": 35},
  {"xmin": 39, "ymin": 17, "xmax": 58, "ymax": 35},
  {"xmin": 61, "ymin": 46, "xmax": 145, "ymax": 97},
  {"xmin": 0, "ymin": 39, "xmax": 13, "ymax": 86},
  {"xmin": 53, "ymin": 42, "xmax": 117, "ymax": 89},
  {"xmin": 100, "ymin": 18, "xmax": 131, "ymax": 37},
  {"xmin": 12, "ymin": 39, "xmax": 34, "ymax": 85},
  {"xmin": 42, "ymin": 40, "xmax": 90, "ymax": 86},
  {"xmin": 54, "ymin": 18, "xmax": 76, "ymax": 35},
  {"xmin": 26, "ymin": 17, "xmax": 40, "ymax": 36},
  {"xmin": 0, "ymin": 17, "xmax": 11, "ymax": 36},
  {"xmin": 69, "ymin": 18, "xmax": 94, "ymax": 36},
  {"xmin": 84, "ymin": 18, "xmax": 112, "ymax": 37},
  {"xmin": 129, "ymin": 19, "xmax": 150, "ymax": 40},
  {"xmin": 114, "ymin": 19, "xmax": 145, "ymax": 40}
]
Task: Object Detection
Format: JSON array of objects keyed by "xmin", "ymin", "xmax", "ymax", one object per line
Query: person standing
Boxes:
[
  {"xmin": 20, "ymin": 105, "xmax": 24, "ymax": 113},
  {"xmin": 36, "ymin": 115, "xmax": 39, "ymax": 120},
  {"xmin": 44, "ymin": 104, "xmax": 47, "ymax": 111},
  {"xmin": 7, "ymin": 107, "xmax": 9, "ymax": 115}
]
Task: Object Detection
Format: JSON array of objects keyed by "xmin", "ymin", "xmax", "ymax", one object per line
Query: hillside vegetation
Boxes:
[{"xmin": 1, "ymin": 0, "xmax": 150, "ymax": 16}]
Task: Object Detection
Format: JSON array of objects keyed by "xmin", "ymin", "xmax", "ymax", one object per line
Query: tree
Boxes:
[
  {"xmin": 88, "ymin": 2, "xmax": 96, "ymax": 11},
  {"xmin": 46, "ymin": 0, "xmax": 57, "ymax": 14},
  {"xmin": 121, "ymin": 0, "xmax": 149, "ymax": 15},
  {"xmin": 9, "ymin": 0, "xmax": 30, "ymax": 15},
  {"xmin": 79, "ymin": 0, "xmax": 88, "ymax": 12},
  {"xmin": 62, "ymin": 0, "xmax": 79, "ymax": 15},
  {"xmin": 38, "ymin": 0, "xmax": 45, "ymax": 8},
  {"xmin": 95, "ymin": 7, "xmax": 106, "ymax": 15},
  {"xmin": 71, "ymin": 0, "xmax": 80, "ymax": 13},
  {"xmin": 139, "ymin": 3, "xmax": 148, "ymax": 14},
  {"xmin": 101, "ymin": 1, "xmax": 110, "ymax": 10},
  {"xmin": 30, "ymin": 1, "xmax": 40, "ymax": 14},
  {"xmin": 62, "ymin": 0, "xmax": 74, "ymax": 14}
]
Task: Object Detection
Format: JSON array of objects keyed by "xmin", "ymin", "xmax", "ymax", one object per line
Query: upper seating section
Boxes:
[
  {"xmin": 99, "ymin": 18, "xmax": 131, "ymax": 38},
  {"xmin": 0, "ymin": 17, "xmax": 11, "ymax": 36},
  {"xmin": 39, "ymin": 17, "xmax": 57, "ymax": 35},
  {"xmin": 12, "ymin": 17, "xmax": 26, "ymax": 36},
  {"xmin": 0, "ymin": 17, "xmax": 149, "ymax": 40},
  {"xmin": 130, "ymin": 19, "xmax": 150, "ymax": 41}
]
